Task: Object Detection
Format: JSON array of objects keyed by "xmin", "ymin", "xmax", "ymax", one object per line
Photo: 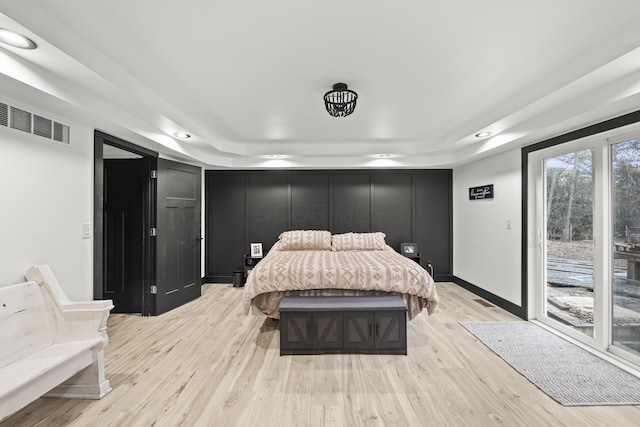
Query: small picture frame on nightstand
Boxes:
[
  {"xmin": 250, "ymin": 242, "xmax": 263, "ymax": 258},
  {"xmin": 401, "ymin": 242, "xmax": 418, "ymax": 256}
]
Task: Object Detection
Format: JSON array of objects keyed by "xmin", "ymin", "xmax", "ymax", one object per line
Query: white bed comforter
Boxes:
[{"xmin": 242, "ymin": 244, "xmax": 438, "ymax": 316}]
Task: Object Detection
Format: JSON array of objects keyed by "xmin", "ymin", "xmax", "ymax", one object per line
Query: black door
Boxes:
[
  {"xmin": 103, "ymin": 159, "xmax": 145, "ymax": 313},
  {"xmin": 156, "ymin": 159, "xmax": 202, "ymax": 314}
]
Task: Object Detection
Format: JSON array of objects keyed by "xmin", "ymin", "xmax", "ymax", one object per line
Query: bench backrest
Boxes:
[
  {"xmin": 24, "ymin": 264, "xmax": 71, "ymax": 306},
  {"xmin": 0, "ymin": 281, "xmax": 54, "ymax": 369}
]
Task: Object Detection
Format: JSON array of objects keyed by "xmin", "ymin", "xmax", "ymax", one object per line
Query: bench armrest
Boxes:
[
  {"xmin": 57, "ymin": 301, "xmax": 115, "ymax": 345},
  {"xmin": 61, "ymin": 300, "xmax": 113, "ymax": 311},
  {"xmin": 41, "ymin": 299, "xmax": 113, "ymax": 346}
]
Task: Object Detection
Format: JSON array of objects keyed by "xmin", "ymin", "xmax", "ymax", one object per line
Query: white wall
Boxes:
[
  {"xmin": 453, "ymin": 148, "xmax": 522, "ymax": 305},
  {"xmin": 0, "ymin": 104, "xmax": 94, "ymax": 300}
]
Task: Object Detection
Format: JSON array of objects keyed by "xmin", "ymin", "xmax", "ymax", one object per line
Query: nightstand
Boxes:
[
  {"xmin": 244, "ymin": 253, "xmax": 262, "ymax": 279},
  {"xmin": 405, "ymin": 253, "xmax": 421, "ymax": 265}
]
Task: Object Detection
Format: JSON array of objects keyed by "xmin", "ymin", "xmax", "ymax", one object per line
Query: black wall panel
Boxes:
[
  {"xmin": 415, "ymin": 173, "xmax": 452, "ymax": 281},
  {"xmin": 333, "ymin": 174, "xmax": 371, "ymax": 233},
  {"xmin": 248, "ymin": 174, "xmax": 289, "ymax": 254},
  {"xmin": 291, "ymin": 174, "xmax": 330, "ymax": 230},
  {"xmin": 205, "ymin": 170, "xmax": 452, "ymax": 282},
  {"xmin": 372, "ymin": 174, "xmax": 412, "ymax": 250},
  {"xmin": 206, "ymin": 173, "xmax": 246, "ymax": 278}
]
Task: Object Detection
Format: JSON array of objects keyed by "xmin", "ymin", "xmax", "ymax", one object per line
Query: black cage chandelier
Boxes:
[{"xmin": 324, "ymin": 83, "xmax": 358, "ymax": 117}]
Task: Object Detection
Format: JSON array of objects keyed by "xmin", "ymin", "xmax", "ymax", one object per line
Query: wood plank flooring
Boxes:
[{"xmin": 3, "ymin": 282, "xmax": 640, "ymax": 426}]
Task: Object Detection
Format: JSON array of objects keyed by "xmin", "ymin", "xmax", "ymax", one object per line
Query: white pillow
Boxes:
[
  {"xmin": 278, "ymin": 230, "xmax": 332, "ymax": 250},
  {"xmin": 331, "ymin": 232, "xmax": 387, "ymax": 251}
]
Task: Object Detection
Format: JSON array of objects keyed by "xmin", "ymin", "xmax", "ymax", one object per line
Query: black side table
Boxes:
[
  {"xmin": 244, "ymin": 254, "xmax": 262, "ymax": 279},
  {"xmin": 403, "ymin": 253, "xmax": 434, "ymax": 277},
  {"xmin": 405, "ymin": 253, "xmax": 421, "ymax": 265}
]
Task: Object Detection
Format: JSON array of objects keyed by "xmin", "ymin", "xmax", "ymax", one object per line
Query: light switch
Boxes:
[{"xmin": 82, "ymin": 223, "xmax": 92, "ymax": 239}]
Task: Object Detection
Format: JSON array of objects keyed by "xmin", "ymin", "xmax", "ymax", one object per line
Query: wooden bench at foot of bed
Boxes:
[{"xmin": 279, "ymin": 295, "xmax": 407, "ymax": 355}]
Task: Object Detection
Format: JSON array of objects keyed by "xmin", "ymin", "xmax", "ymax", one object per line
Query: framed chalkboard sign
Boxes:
[{"xmin": 469, "ymin": 184, "xmax": 494, "ymax": 200}]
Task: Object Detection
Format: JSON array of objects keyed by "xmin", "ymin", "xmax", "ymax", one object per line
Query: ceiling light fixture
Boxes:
[
  {"xmin": 475, "ymin": 131, "xmax": 493, "ymax": 138},
  {"xmin": 377, "ymin": 154, "xmax": 392, "ymax": 158},
  {"xmin": 0, "ymin": 28, "xmax": 37, "ymax": 49},
  {"xmin": 324, "ymin": 83, "xmax": 358, "ymax": 117},
  {"xmin": 172, "ymin": 132, "xmax": 191, "ymax": 139},
  {"xmin": 267, "ymin": 154, "xmax": 283, "ymax": 159}
]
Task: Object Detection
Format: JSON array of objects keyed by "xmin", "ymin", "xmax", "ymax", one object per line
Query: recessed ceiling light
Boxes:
[
  {"xmin": 377, "ymin": 154, "xmax": 392, "ymax": 158},
  {"xmin": 0, "ymin": 28, "xmax": 37, "ymax": 49},
  {"xmin": 267, "ymin": 154, "xmax": 284, "ymax": 159},
  {"xmin": 475, "ymin": 132, "xmax": 493, "ymax": 138},
  {"xmin": 172, "ymin": 132, "xmax": 191, "ymax": 139}
]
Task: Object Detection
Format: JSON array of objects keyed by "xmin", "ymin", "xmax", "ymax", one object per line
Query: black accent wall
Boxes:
[{"xmin": 205, "ymin": 170, "xmax": 452, "ymax": 282}]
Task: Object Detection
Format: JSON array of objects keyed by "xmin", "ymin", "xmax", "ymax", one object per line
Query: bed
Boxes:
[{"xmin": 242, "ymin": 230, "xmax": 439, "ymax": 320}]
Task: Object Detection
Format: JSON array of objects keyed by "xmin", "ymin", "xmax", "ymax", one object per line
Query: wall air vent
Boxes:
[
  {"xmin": 10, "ymin": 106, "xmax": 31, "ymax": 133},
  {"xmin": 1, "ymin": 100, "xmax": 70, "ymax": 144},
  {"xmin": 53, "ymin": 121, "xmax": 69, "ymax": 143},
  {"xmin": 34, "ymin": 115, "xmax": 52, "ymax": 139},
  {"xmin": 0, "ymin": 102, "xmax": 7, "ymax": 127}
]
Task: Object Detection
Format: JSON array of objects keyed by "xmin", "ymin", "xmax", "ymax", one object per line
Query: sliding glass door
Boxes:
[
  {"xmin": 531, "ymin": 129, "xmax": 640, "ymax": 368},
  {"xmin": 543, "ymin": 150, "xmax": 594, "ymax": 338},
  {"xmin": 611, "ymin": 138, "xmax": 640, "ymax": 357}
]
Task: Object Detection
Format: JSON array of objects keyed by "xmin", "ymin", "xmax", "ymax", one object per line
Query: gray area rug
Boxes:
[{"xmin": 461, "ymin": 321, "xmax": 640, "ymax": 406}]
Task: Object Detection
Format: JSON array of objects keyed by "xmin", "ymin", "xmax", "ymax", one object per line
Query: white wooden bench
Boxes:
[{"xmin": 0, "ymin": 265, "xmax": 114, "ymax": 421}]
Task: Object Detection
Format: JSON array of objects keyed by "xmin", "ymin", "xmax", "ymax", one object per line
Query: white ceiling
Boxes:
[{"xmin": 2, "ymin": 0, "xmax": 640, "ymax": 169}]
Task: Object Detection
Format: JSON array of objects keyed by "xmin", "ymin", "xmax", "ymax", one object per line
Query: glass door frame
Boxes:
[
  {"xmin": 606, "ymin": 131, "xmax": 640, "ymax": 367},
  {"xmin": 522, "ymin": 119, "xmax": 640, "ymax": 372},
  {"xmin": 527, "ymin": 134, "xmax": 611, "ymax": 353}
]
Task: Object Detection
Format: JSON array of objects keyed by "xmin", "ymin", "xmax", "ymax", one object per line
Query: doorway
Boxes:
[
  {"xmin": 94, "ymin": 133, "xmax": 155, "ymax": 315},
  {"xmin": 104, "ymin": 150, "xmax": 146, "ymax": 313},
  {"xmin": 94, "ymin": 131, "xmax": 202, "ymax": 315}
]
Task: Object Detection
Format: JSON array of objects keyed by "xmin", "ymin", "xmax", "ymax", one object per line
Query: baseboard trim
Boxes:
[
  {"xmin": 202, "ymin": 276, "xmax": 231, "ymax": 284},
  {"xmin": 452, "ymin": 276, "xmax": 526, "ymax": 319}
]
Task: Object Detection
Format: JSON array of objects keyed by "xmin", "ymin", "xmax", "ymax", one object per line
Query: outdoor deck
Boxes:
[{"xmin": 547, "ymin": 257, "xmax": 640, "ymax": 352}]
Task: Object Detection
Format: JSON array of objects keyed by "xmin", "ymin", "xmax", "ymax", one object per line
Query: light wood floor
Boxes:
[{"xmin": 4, "ymin": 283, "xmax": 640, "ymax": 426}]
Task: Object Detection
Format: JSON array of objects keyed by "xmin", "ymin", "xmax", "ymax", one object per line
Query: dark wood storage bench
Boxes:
[{"xmin": 279, "ymin": 295, "xmax": 407, "ymax": 355}]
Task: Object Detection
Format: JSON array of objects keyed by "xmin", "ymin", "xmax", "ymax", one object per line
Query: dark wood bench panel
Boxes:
[{"xmin": 279, "ymin": 295, "xmax": 407, "ymax": 355}]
